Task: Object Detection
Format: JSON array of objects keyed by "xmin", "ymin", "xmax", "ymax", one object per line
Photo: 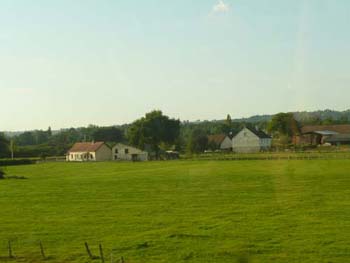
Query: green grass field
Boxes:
[{"xmin": 1, "ymin": 160, "xmax": 350, "ymax": 262}]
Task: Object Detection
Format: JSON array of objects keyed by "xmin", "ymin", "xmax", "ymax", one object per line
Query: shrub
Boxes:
[
  {"xmin": 0, "ymin": 168, "xmax": 5, "ymax": 179},
  {"xmin": 0, "ymin": 159, "xmax": 36, "ymax": 166}
]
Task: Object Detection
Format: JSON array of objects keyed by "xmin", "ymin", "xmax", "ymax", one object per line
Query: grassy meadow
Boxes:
[{"xmin": 0, "ymin": 160, "xmax": 350, "ymax": 262}]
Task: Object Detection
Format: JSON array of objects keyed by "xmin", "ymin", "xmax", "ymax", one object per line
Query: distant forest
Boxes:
[
  {"xmin": 1, "ymin": 109, "xmax": 349, "ymax": 158},
  {"xmin": 234, "ymin": 109, "xmax": 350, "ymax": 124}
]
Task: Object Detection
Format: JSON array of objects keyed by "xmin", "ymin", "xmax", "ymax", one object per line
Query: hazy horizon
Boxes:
[
  {"xmin": 1, "ymin": 0, "xmax": 349, "ymax": 131},
  {"xmin": 2, "ymin": 107, "xmax": 350, "ymax": 132}
]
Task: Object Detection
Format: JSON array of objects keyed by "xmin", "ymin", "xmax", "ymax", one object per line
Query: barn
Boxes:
[
  {"xmin": 112, "ymin": 143, "xmax": 148, "ymax": 161},
  {"xmin": 293, "ymin": 124, "xmax": 350, "ymax": 146}
]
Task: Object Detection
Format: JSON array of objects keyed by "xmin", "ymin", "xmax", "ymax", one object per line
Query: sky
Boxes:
[{"xmin": 1, "ymin": 0, "xmax": 349, "ymax": 131}]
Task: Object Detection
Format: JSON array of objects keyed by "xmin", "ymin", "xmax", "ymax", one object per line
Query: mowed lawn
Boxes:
[{"xmin": 0, "ymin": 160, "xmax": 350, "ymax": 263}]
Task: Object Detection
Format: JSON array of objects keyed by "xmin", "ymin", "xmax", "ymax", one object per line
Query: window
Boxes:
[
  {"xmin": 125, "ymin": 148, "xmax": 129, "ymax": 154},
  {"xmin": 115, "ymin": 149, "xmax": 118, "ymax": 154}
]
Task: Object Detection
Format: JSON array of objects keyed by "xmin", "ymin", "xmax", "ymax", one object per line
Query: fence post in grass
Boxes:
[
  {"xmin": 84, "ymin": 242, "xmax": 93, "ymax": 259},
  {"xmin": 39, "ymin": 241, "xmax": 46, "ymax": 260},
  {"xmin": 120, "ymin": 256, "xmax": 125, "ymax": 263},
  {"xmin": 99, "ymin": 244, "xmax": 104, "ymax": 263},
  {"xmin": 8, "ymin": 240, "xmax": 13, "ymax": 258}
]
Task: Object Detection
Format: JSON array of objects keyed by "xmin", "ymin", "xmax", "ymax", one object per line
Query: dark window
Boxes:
[
  {"xmin": 115, "ymin": 149, "xmax": 118, "ymax": 154},
  {"xmin": 125, "ymin": 148, "xmax": 129, "ymax": 154}
]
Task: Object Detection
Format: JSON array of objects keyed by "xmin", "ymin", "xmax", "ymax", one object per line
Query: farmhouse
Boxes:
[
  {"xmin": 67, "ymin": 142, "xmax": 112, "ymax": 162},
  {"xmin": 208, "ymin": 134, "xmax": 232, "ymax": 151},
  {"xmin": 112, "ymin": 143, "xmax": 148, "ymax": 161},
  {"xmin": 232, "ymin": 127, "xmax": 272, "ymax": 153},
  {"xmin": 293, "ymin": 124, "xmax": 350, "ymax": 146}
]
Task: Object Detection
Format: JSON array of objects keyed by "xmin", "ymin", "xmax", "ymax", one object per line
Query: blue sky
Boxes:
[{"xmin": 1, "ymin": 0, "xmax": 349, "ymax": 130}]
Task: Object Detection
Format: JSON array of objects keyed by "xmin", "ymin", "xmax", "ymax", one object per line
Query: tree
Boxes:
[
  {"xmin": 268, "ymin": 113, "xmax": 300, "ymax": 141},
  {"xmin": 127, "ymin": 111, "xmax": 180, "ymax": 157},
  {"xmin": 187, "ymin": 129, "xmax": 208, "ymax": 153},
  {"xmin": 226, "ymin": 114, "xmax": 232, "ymax": 126},
  {"xmin": 92, "ymin": 127, "xmax": 124, "ymax": 143},
  {"xmin": 47, "ymin": 126, "xmax": 52, "ymax": 137},
  {"xmin": 0, "ymin": 167, "xmax": 5, "ymax": 179},
  {"xmin": 0, "ymin": 133, "xmax": 10, "ymax": 158}
]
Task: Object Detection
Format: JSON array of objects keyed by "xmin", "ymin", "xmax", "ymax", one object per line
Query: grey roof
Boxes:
[
  {"xmin": 246, "ymin": 127, "xmax": 271, "ymax": 139},
  {"xmin": 305, "ymin": 130, "xmax": 339, "ymax": 136},
  {"xmin": 325, "ymin": 134, "xmax": 350, "ymax": 143}
]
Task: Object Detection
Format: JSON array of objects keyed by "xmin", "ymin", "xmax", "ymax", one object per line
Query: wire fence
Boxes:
[
  {"xmin": 0, "ymin": 239, "xmax": 126, "ymax": 263},
  {"xmin": 183, "ymin": 151, "xmax": 350, "ymax": 161}
]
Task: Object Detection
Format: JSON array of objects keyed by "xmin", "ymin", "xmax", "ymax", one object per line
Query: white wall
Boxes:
[
  {"xmin": 259, "ymin": 138, "xmax": 272, "ymax": 149},
  {"xmin": 232, "ymin": 128, "xmax": 260, "ymax": 153},
  {"xmin": 95, "ymin": 144, "xmax": 112, "ymax": 161},
  {"xmin": 220, "ymin": 136, "xmax": 232, "ymax": 150},
  {"xmin": 67, "ymin": 152, "xmax": 96, "ymax": 162},
  {"xmin": 112, "ymin": 144, "xmax": 148, "ymax": 161},
  {"xmin": 67, "ymin": 144, "xmax": 111, "ymax": 162}
]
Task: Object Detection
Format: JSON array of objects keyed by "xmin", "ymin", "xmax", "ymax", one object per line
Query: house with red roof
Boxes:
[
  {"xmin": 66, "ymin": 141, "xmax": 112, "ymax": 162},
  {"xmin": 207, "ymin": 134, "xmax": 232, "ymax": 151}
]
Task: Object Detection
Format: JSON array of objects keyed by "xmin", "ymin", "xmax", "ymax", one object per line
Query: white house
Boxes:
[
  {"xmin": 232, "ymin": 127, "xmax": 272, "ymax": 153},
  {"xmin": 67, "ymin": 142, "xmax": 112, "ymax": 162},
  {"xmin": 112, "ymin": 143, "xmax": 148, "ymax": 161},
  {"xmin": 208, "ymin": 134, "xmax": 232, "ymax": 150}
]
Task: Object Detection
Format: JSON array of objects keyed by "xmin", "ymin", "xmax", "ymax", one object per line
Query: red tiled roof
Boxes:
[
  {"xmin": 301, "ymin": 125, "xmax": 350, "ymax": 134},
  {"xmin": 208, "ymin": 134, "xmax": 227, "ymax": 144},
  {"xmin": 68, "ymin": 142, "xmax": 106, "ymax": 153}
]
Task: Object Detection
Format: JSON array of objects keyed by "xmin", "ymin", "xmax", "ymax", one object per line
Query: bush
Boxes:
[
  {"xmin": 0, "ymin": 159, "xmax": 36, "ymax": 166},
  {"xmin": 0, "ymin": 168, "xmax": 5, "ymax": 179}
]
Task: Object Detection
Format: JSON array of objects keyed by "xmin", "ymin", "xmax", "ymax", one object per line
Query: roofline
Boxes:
[
  {"xmin": 67, "ymin": 141, "xmax": 110, "ymax": 153},
  {"xmin": 244, "ymin": 127, "xmax": 272, "ymax": 139}
]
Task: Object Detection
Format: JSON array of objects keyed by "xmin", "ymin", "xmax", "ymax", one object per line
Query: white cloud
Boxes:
[{"xmin": 212, "ymin": 0, "xmax": 230, "ymax": 13}]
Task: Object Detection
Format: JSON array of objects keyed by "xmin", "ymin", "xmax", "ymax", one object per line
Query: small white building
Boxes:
[
  {"xmin": 112, "ymin": 143, "xmax": 148, "ymax": 161},
  {"xmin": 232, "ymin": 127, "xmax": 272, "ymax": 153},
  {"xmin": 67, "ymin": 142, "xmax": 112, "ymax": 162},
  {"xmin": 208, "ymin": 134, "xmax": 232, "ymax": 151}
]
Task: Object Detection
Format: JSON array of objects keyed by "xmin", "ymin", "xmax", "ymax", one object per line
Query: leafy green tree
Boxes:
[
  {"xmin": 0, "ymin": 167, "xmax": 5, "ymax": 179},
  {"xmin": 47, "ymin": 126, "xmax": 52, "ymax": 137},
  {"xmin": 92, "ymin": 127, "xmax": 124, "ymax": 143},
  {"xmin": 187, "ymin": 129, "xmax": 208, "ymax": 153},
  {"xmin": 127, "ymin": 111, "xmax": 180, "ymax": 157},
  {"xmin": 0, "ymin": 133, "xmax": 10, "ymax": 158},
  {"xmin": 268, "ymin": 113, "xmax": 300, "ymax": 141},
  {"xmin": 322, "ymin": 117, "xmax": 334, "ymax": 125}
]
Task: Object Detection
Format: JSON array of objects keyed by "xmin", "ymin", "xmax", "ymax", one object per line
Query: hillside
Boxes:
[{"xmin": 234, "ymin": 109, "xmax": 350, "ymax": 123}]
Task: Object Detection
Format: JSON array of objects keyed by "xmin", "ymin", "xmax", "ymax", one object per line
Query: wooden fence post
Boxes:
[
  {"xmin": 85, "ymin": 242, "xmax": 93, "ymax": 259},
  {"xmin": 8, "ymin": 240, "xmax": 13, "ymax": 258},
  {"xmin": 99, "ymin": 244, "xmax": 104, "ymax": 263},
  {"xmin": 39, "ymin": 241, "xmax": 46, "ymax": 260}
]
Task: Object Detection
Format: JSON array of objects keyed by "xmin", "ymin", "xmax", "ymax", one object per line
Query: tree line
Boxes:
[{"xmin": 1, "ymin": 110, "xmax": 349, "ymax": 158}]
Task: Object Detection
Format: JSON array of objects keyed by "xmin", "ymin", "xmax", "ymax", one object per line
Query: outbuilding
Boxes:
[
  {"xmin": 208, "ymin": 134, "xmax": 232, "ymax": 151},
  {"xmin": 112, "ymin": 143, "xmax": 148, "ymax": 161}
]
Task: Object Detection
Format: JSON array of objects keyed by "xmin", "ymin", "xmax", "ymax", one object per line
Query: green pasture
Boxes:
[{"xmin": 0, "ymin": 160, "xmax": 349, "ymax": 262}]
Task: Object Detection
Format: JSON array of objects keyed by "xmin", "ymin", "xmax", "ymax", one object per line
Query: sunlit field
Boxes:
[{"xmin": 1, "ymin": 160, "xmax": 349, "ymax": 262}]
